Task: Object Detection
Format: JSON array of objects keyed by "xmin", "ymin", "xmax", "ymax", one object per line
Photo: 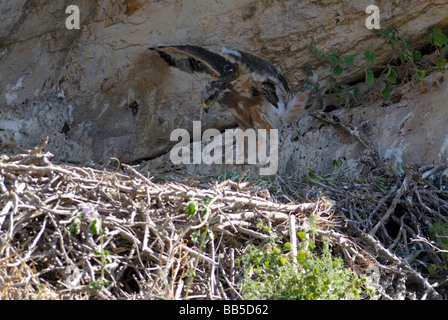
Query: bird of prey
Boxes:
[{"xmin": 149, "ymin": 45, "xmax": 318, "ymax": 130}]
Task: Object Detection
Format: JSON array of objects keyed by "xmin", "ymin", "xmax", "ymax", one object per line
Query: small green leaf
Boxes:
[
  {"xmin": 70, "ymin": 218, "xmax": 82, "ymax": 235},
  {"xmin": 200, "ymin": 205, "xmax": 210, "ymax": 217},
  {"xmin": 343, "ymin": 55, "xmax": 355, "ymax": 66},
  {"xmin": 202, "ymin": 195, "xmax": 213, "ymax": 204},
  {"xmin": 283, "ymin": 242, "xmax": 292, "ymax": 251},
  {"xmin": 313, "ymin": 266, "xmax": 319, "ymax": 275},
  {"xmin": 429, "ymin": 27, "xmax": 448, "ymax": 47},
  {"xmin": 185, "ymin": 201, "xmax": 197, "ymax": 217},
  {"xmin": 434, "ymin": 30, "xmax": 448, "ymax": 47},
  {"xmin": 90, "ymin": 282, "xmax": 99, "ymax": 291},
  {"xmin": 415, "ymin": 70, "xmax": 425, "ymax": 81},
  {"xmin": 96, "ymin": 276, "xmax": 110, "ymax": 287},
  {"xmin": 386, "ymin": 68, "xmax": 397, "ymax": 83},
  {"xmin": 365, "ymin": 69, "xmax": 374, "ymax": 85},
  {"xmin": 329, "ymin": 53, "xmax": 339, "ymax": 65},
  {"xmin": 381, "ymin": 83, "xmax": 391, "ymax": 98},
  {"xmin": 351, "ymin": 85, "xmax": 360, "ymax": 101},
  {"xmin": 364, "ymin": 50, "xmax": 376, "ymax": 64},
  {"xmin": 413, "ymin": 50, "xmax": 422, "ymax": 61},
  {"xmin": 400, "ymin": 51, "xmax": 413, "ymax": 63},
  {"xmin": 437, "ymin": 57, "xmax": 447, "ymax": 72},
  {"xmin": 304, "ymin": 63, "xmax": 314, "ymax": 78},
  {"xmin": 428, "ymin": 264, "xmax": 436, "ymax": 276},
  {"xmin": 297, "ymin": 250, "xmax": 307, "ymax": 263},
  {"xmin": 372, "ymin": 28, "xmax": 387, "ymax": 37},
  {"xmin": 190, "ymin": 230, "xmax": 201, "ymax": 243},
  {"xmin": 306, "ymin": 44, "xmax": 328, "ymax": 60},
  {"xmin": 376, "ymin": 27, "xmax": 398, "ymax": 47},
  {"xmin": 333, "ymin": 65, "xmax": 343, "ymax": 76},
  {"xmin": 297, "ymin": 231, "xmax": 307, "ymax": 240},
  {"xmin": 88, "ymin": 218, "xmax": 101, "ymax": 236},
  {"xmin": 386, "ymin": 37, "xmax": 397, "ymax": 48}
]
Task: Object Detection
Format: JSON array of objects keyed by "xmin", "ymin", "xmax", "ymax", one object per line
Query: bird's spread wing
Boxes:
[
  {"xmin": 285, "ymin": 78, "xmax": 321, "ymax": 122},
  {"xmin": 149, "ymin": 45, "xmax": 235, "ymax": 78},
  {"xmin": 221, "ymin": 48, "xmax": 290, "ymax": 108}
]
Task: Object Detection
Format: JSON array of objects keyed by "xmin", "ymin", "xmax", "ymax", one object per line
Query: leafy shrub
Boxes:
[
  {"xmin": 70, "ymin": 204, "xmax": 111, "ymax": 290},
  {"xmin": 427, "ymin": 26, "xmax": 448, "ymax": 72},
  {"xmin": 308, "ymin": 26, "xmax": 448, "ymax": 106},
  {"xmin": 238, "ymin": 230, "xmax": 374, "ymax": 300}
]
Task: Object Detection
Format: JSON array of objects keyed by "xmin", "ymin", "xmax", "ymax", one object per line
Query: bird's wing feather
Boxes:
[
  {"xmin": 221, "ymin": 48, "xmax": 290, "ymax": 101},
  {"xmin": 285, "ymin": 78, "xmax": 320, "ymax": 122},
  {"xmin": 221, "ymin": 49, "xmax": 290, "ymax": 95},
  {"xmin": 149, "ymin": 45, "xmax": 235, "ymax": 78}
]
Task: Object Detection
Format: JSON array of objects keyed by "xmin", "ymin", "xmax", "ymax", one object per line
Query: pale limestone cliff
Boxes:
[{"xmin": 1, "ymin": 0, "xmax": 448, "ymax": 177}]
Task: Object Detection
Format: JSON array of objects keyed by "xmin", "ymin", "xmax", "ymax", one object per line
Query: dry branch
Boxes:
[
  {"xmin": 0, "ymin": 152, "xmax": 320, "ymax": 300},
  {"xmin": 1, "ymin": 151, "xmax": 447, "ymax": 300}
]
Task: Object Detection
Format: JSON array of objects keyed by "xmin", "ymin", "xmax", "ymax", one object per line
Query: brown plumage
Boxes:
[{"xmin": 149, "ymin": 45, "xmax": 319, "ymax": 130}]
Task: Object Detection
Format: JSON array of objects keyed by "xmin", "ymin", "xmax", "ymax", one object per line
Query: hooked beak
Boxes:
[{"xmin": 201, "ymin": 100, "xmax": 215, "ymax": 113}]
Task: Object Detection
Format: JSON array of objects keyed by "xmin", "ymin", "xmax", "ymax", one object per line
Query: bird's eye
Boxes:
[{"xmin": 223, "ymin": 65, "xmax": 234, "ymax": 73}]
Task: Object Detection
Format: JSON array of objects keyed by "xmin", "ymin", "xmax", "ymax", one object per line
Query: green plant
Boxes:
[
  {"xmin": 185, "ymin": 195, "xmax": 213, "ymax": 219},
  {"xmin": 184, "ymin": 196, "xmax": 214, "ymax": 298},
  {"xmin": 427, "ymin": 221, "xmax": 448, "ymax": 276},
  {"xmin": 237, "ymin": 223, "xmax": 374, "ymax": 300},
  {"xmin": 427, "ymin": 26, "xmax": 448, "ymax": 72},
  {"xmin": 307, "ymin": 27, "xmax": 439, "ymax": 106},
  {"xmin": 429, "ymin": 222, "xmax": 448, "ymax": 259},
  {"xmin": 302, "ymin": 158, "xmax": 349, "ymax": 188},
  {"xmin": 367, "ymin": 164, "xmax": 399, "ymax": 193},
  {"xmin": 70, "ymin": 204, "xmax": 111, "ymax": 290}
]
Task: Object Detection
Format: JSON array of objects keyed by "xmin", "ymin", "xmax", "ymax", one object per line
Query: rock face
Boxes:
[
  {"xmin": 278, "ymin": 70, "xmax": 448, "ymax": 177},
  {"xmin": 1, "ymin": 1, "xmax": 448, "ymax": 176}
]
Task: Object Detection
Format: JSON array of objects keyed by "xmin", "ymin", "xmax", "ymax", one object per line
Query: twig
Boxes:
[
  {"xmin": 1, "ymin": 150, "xmax": 446, "ymax": 300},
  {"xmin": 289, "ymin": 215, "xmax": 298, "ymax": 266},
  {"xmin": 310, "ymin": 111, "xmax": 382, "ymax": 168},
  {"xmin": 369, "ymin": 171, "xmax": 410, "ymax": 236}
]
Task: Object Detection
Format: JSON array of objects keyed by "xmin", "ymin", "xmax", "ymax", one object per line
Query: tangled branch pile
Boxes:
[
  {"xmin": 0, "ymin": 151, "xmax": 326, "ymax": 299},
  {"xmin": 309, "ymin": 163, "xmax": 448, "ymax": 300},
  {"xmin": 0, "ymin": 150, "xmax": 447, "ymax": 300}
]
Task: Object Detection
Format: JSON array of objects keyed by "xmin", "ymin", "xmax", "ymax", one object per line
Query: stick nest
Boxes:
[{"xmin": 0, "ymin": 151, "xmax": 447, "ymax": 300}]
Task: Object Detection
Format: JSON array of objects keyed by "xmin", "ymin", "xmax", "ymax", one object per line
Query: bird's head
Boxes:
[
  {"xmin": 200, "ymin": 82, "xmax": 222, "ymax": 113},
  {"xmin": 200, "ymin": 68, "xmax": 235, "ymax": 113}
]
